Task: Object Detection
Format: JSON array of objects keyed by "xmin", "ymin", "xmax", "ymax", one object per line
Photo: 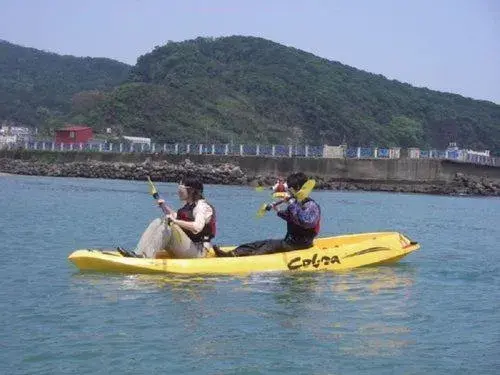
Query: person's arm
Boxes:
[
  {"xmin": 277, "ymin": 206, "xmax": 291, "ymax": 221},
  {"xmin": 172, "ymin": 201, "xmax": 212, "ymax": 234},
  {"xmin": 157, "ymin": 199, "xmax": 175, "ymax": 215}
]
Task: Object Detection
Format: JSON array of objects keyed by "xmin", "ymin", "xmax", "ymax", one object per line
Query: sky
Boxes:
[{"xmin": 1, "ymin": 0, "xmax": 499, "ymax": 103}]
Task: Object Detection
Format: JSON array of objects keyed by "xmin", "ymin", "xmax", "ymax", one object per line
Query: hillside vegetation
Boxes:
[
  {"xmin": 1, "ymin": 36, "xmax": 499, "ymax": 152},
  {"xmin": 0, "ymin": 40, "xmax": 130, "ymax": 127}
]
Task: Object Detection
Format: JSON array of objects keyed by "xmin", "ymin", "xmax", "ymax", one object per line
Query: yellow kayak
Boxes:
[
  {"xmin": 272, "ymin": 192, "xmax": 289, "ymax": 199},
  {"xmin": 68, "ymin": 232, "xmax": 419, "ymax": 275}
]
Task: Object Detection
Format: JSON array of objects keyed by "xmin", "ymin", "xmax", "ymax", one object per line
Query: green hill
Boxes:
[
  {"xmin": 1, "ymin": 36, "xmax": 499, "ymax": 153},
  {"xmin": 0, "ymin": 39, "xmax": 131, "ymax": 127}
]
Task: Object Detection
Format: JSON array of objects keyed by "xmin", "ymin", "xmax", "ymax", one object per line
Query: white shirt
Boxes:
[
  {"xmin": 191, "ymin": 199, "xmax": 213, "ymax": 234},
  {"xmin": 171, "ymin": 199, "xmax": 213, "ymax": 234}
]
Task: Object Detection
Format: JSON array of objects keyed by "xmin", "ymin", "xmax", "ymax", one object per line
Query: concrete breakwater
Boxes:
[{"xmin": 0, "ymin": 150, "xmax": 499, "ymax": 196}]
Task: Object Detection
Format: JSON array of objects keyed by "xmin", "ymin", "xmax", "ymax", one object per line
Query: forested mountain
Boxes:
[
  {"xmin": 0, "ymin": 40, "xmax": 130, "ymax": 127},
  {"xmin": 1, "ymin": 36, "xmax": 499, "ymax": 152}
]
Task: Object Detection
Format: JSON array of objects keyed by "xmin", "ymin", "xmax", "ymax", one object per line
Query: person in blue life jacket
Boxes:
[
  {"xmin": 213, "ymin": 172, "xmax": 321, "ymax": 257},
  {"xmin": 118, "ymin": 176, "xmax": 216, "ymax": 259}
]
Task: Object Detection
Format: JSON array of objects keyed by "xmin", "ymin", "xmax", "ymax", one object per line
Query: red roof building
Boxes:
[{"xmin": 55, "ymin": 125, "xmax": 93, "ymax": 144}]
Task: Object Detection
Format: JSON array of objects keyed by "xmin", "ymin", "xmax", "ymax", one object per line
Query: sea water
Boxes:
[{"xmin": 0, "ymin": 175, "xmax": 498, "ymax": 374}]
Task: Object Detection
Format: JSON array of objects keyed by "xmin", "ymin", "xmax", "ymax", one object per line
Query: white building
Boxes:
[
  {"xmin": 122, "ymin": 136, "xmax": 151, "ymax": 146},
  {"xmin": 0, "ymin": 135, "xmax": 18, "ymax": 148},
  {"xmin": 1, "ymin": 126, "xmax": 31, "ymax": 137},
  {"xmin": 466, "ymin": 149, "xmax": 490, "ymax": 157}
]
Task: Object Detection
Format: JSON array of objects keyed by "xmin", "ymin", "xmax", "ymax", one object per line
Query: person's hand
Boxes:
[
  {"xmin": 165, "ymin": 213, "xmax": 176, "ymax": 225},
  {"xmin": 157, "ymin": 198, "xmax": 165, "ymax": 206}
]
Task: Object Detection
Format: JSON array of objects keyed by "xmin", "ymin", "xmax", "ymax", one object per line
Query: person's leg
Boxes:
[
  {"xmin": 214, "ymin": 239, "xmax": 287, "ymax": 257},
  {"xmin": 135, "ymin": 218, "xmax": 172, "ymax": 258},
  {"xmin": 164, "ymin": 224, "xmax": 206, "ymax": 258}
]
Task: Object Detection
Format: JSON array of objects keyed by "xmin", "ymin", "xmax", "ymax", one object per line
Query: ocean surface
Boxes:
[{"xmin": 0, "ymin": 175, "xmax": 499, "ymax": 374}]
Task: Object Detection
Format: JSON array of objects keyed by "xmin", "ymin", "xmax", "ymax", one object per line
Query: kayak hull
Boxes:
[{"xmin": 68, "ymin": 232, "xmax": 420, "ymax": 275}]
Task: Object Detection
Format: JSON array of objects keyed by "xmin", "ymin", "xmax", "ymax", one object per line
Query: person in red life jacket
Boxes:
[
  {"xmin": 213, "ymin": 172, "xmax": 320, "ymax": 257},
  {"xmin": 272, "ymin": 177, "xmax": 288, "ymax": 193},
  {"xmin": 118, "ymin": 176, "xmax": 216, "ymax": 258}
]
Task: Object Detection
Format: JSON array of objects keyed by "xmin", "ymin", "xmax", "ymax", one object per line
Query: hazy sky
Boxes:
[{"xmin": 1, "ymin": 0, "xmax": 499, "ymax": 103}]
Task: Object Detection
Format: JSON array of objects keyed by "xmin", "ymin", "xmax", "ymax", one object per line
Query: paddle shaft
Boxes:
[
  {"xmin": 147, "ymin": 177, "xmax": 174, "ymax": 216},
  {"xmin": 151, "ymin": 191, "xmax": 170, "ymax": 215},
  {"xmin": 266, "ymin": 197, "xmax": 291, "ymax": 211},
  {"xmin": 258, "ymin": 179, "xmax": 315, "ymax": 217}
]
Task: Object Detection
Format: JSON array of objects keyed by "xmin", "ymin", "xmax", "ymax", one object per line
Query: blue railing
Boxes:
[
  {"xmin": 4, "ymin": 141, "xmax": 497, "ymax": 167},
  {"xmin": 377, "ymin": 148, "xmax": 390, "ymax": 158}
]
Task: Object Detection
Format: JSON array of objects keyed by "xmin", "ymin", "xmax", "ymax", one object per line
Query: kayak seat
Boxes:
[{"xmin": 117, "ymin": 247, "xmax": 142, "ymax": 258}]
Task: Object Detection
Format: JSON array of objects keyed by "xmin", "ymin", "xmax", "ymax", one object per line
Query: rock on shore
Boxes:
[
  {"xmin": 0, "ymin": 158, "xmax": 498, "ymax": 196},
  {"xmin": 0, "ymin": 158, "xmax": 246, "ymax": 184}
]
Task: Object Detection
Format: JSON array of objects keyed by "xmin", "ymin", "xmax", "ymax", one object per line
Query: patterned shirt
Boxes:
[{"xmin": 277, "ymin": 199, "xmax": 321, "ymax": 228}]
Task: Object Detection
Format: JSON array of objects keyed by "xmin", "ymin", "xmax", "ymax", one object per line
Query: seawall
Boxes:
[{"xmin": 1, "ymin": 149, "xmax": 499, "ymax": 196}]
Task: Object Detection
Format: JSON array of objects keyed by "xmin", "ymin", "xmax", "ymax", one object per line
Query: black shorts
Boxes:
[{"xmin": 232, "ymin": 239, "xmax": 312, "ymax": 257}]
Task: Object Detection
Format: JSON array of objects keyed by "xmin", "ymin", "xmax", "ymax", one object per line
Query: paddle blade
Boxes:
[
  {"xmin": 255, "ymin": 186, "xmax": 265, "ymax": 192},
  {"xmin": 295, "ymin": 179, "xmax": 316, "ymax": 201},
  {"xmin": 256, "ymin": 203, "xmax": 268, "ymax": 218},
  {"xmin": 147, "ymin": 176, "xmax": 158, "ymax": 197}
]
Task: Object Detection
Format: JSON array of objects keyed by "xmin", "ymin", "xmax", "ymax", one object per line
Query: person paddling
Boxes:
[
  {"xmin": 118, "ymin": 176, "xmax": 216, "ymax": 258},
  {"xmin": 213, "ymin": 172, "xmax": 320, "ymax": 257},
  {"xmin": 272, "ymin": 177, "xmax": 288, "ymax": 193}
]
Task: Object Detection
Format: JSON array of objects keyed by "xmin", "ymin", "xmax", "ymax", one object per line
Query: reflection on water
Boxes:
[
  {"xmin": 70, "ymin": 264, "xmax": 417, "ymax": 358},
  {"xmin": 331, "ymin": 265, "xmax": 416, "ymax": 298}
]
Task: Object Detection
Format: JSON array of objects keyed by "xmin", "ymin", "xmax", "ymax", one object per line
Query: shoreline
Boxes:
[{"xmin": 1, "ymin": 157, "xmax": 498, "ymax": 197}]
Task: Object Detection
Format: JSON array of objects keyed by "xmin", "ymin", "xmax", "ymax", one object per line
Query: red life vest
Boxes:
[
  {"xmin": 275, "ymin": 182, "xmax": 286, "ymax": 192},
  {"xmin": 176, "ymin": 201, "xmax": 216, "ymax": 243}
]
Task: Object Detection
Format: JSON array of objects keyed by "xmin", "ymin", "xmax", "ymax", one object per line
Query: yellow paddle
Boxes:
[
  {"xmin": 256, "ymin": 202, "xmax": 270, "ymax": 218},
  {"xmin": 294, "ymin": 179, "xmax": 316, "ymax": 202},
  {"xmin": 256, "ymin": 179, "xmax": 316, "ymax": 218},
  {"xmin": 147, "ymin": 176, "xmax": 159, "ymax": 198},
  {"xmin": 147, "ymin": 176, "xmax": 169, "ymax": 215},
  {"xmin": 146, "ymin": 176, "xmax": 182, "ymax": 242}
]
